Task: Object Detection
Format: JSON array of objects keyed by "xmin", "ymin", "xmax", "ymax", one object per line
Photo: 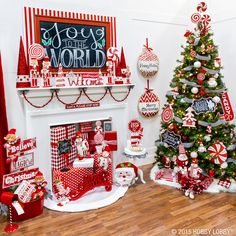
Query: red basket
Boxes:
[{"xmin": 11, "ymin": 196, "xmax": 44, "ymax": 222}]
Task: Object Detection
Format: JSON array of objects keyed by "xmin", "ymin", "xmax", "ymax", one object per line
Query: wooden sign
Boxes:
[
  {"xmin": 11, "ymin": 153, "xmax": 34, "ymax": 172},
  {"xmin": 58, "ymin": 139, "xmax": 72, "ymax": 155},
  {"xmin": 34, "ymin": 12, "xmax": 115, "ymax": 72},
  {"xmin": 161, "ymin": 130, "xmax": 181, "ymax": 148},
  {"xmin": 6, "ymin": 138, "xmax": 36, "ymax": 157},
  {"xmin": 192, "ymin": 98, "xmax": 216, "ymax": 114},
  {"xmin": 138, "ymin": 89, "xmax": 160, "ymax": 118},
  {"xmin": 128, "ymin": 120, "xmax": 142, "ymax": 133},
  {"xmin": 220, "ymin": 91, "xmax": 234, "ymax": 121},
  {"xmin": 2, "ymin": 168, "xmax": 39, "ymax": 189},
  {"xmin": 65, "ymin": 102, "xmax": 100, "ymax": 109}
]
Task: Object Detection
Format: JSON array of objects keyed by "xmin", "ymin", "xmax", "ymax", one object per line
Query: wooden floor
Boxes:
[{"xmin": 0, "ymin": 165, "xmax": 236, "ymax": 236}]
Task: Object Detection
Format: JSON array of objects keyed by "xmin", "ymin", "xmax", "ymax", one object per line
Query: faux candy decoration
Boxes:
[
  {"xmin": 115, "ymin": 162, "xmax": 146, "ymax": 186},
  {"xmin": 28, "ymin": 43, "xmax": 45, "ymax": 60},
  {"xmin": 208, "ymin": 141, "xmax": 228, "ymax": 165},
  {"xmin": 138, "ymin": 89, "xmax": 160, "ymax": 118},
  {"xmin": 137, "ymin": 41, "xmax": 159, "ymax": 79},
  {"xmin": 161, "ymin": 104, "xmax": 173, "ymax": 123},
  {"xmin": 128, "ymin": 119, "xmax": 142, "ymax": 133},
  {"xmin": 201, "ymin": 14, "xmax": 211, "ymax": 26},
  {"xmin": 191, "ymin": 13, "xmax": 201, "ymax": 24},
  {"xmin": 197, "ymin": 2, "xmax": 207, "ymax": 13}
]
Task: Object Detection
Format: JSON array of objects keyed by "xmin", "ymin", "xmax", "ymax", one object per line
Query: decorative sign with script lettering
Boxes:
[
  {"xmin": 58, "ymin": 139, "xmax": 72, "ymax": 155},
  {"xmin": 161, "ymin": 130, "xmax": 181, "ymax": 148},
  {"xmin": 138, "ymin": 89, "xmax": 160, "ymax": 118},
  {"xmin": 32, "ymin": 9, "xmax": 116, "ymax": 72},
  {"xmin": 6, "ymin": 138, "xmax": 36, "ymax": 157},
  {"xmin": 2, "ymin": 167, "xmax": 39, "ymax": 189},
  {"xmin": 192, "ymin": 98, "xmax": 216, "ymax": 114},
  {"xmin": 11, "ymin": 153, "xmax": 34, "ymax": 172}
]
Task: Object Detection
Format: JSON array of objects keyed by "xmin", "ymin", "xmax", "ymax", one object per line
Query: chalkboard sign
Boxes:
[
  {"xmin": 58, "ymin": 139, "xmax": 71, "ymax": 155},
  {"xmin": 192, "ymin": 98, "xmax": 216, "ymax": 114},
  {"xmin": 161, "ymin": 130, "xmax": 181, "ymax": 148},
  {"xmin": 35, "ymin": 16, "xmax": 112, "ymax": 71}
]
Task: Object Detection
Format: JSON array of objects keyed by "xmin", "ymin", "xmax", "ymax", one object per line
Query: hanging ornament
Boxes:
[
  {"xmin": 137, "ymin": 39, "xmax": 159, "ymax": 79},
  {"xmin": 204, "ymin": 135, "xmax": 211, "ymax": 142},
  {"xmin": 214, "ymin": 73, "xmax": 219, "ymax": 79},
  {"xmin": 191, "ymin": 87, "xmax": 199, "ymax": 94},
  {"xmin": 194, "ymin": 61, "xmax": 201, "ymax": 68},
  {"xmin": 207, "ymin": 45, "xmax": 214, "ymax": 52},
  {"xmin": 138, "ymin": 88, "xmax": 160, "ymax": 118},
  {"xmin": 190, "ymin": 151, "xmax": 198, "ymax": 158},
  {"xmin": 221, "ymin": 162, "xmax": 228, "ymax": 169},
  {"xmin": 197, "ymin": 2, "xmax": 207, "ymax": 13},
  {"xmin": 190, "ymin": 50, "xmax": 197, "ymax": 58},
  {"xmin": 191, "ymin": 13, "xmax": 201, "ymax": 24},
  {"xmin": 215, "ymin": 57, "xmax": 221, "ymax": 68},
  {"xmin": 200, "ymin": 44, "xmax": 206, "ymax": 53},
  {"xmin": 198, "ymin": 142, "xmax": 207, "ymax": 153},
  {"xmin": 182, "ymin": 107, "xmax": 197, "ymax": 128},
  {"xmin": 208, "ymin": 141, "xmax": 228, "ymax": 165},
  {"xmin": 212, "ymin": 96, "xmax": 220, "ymax": 104},
  {"xmin": 208, "ymin": 169, "xmax": 215, "ymax": 177},
  {"xmin": 161, "ymin": 104, "xmax": 173, "ymax": 123},
  {"xmin": 182, "ymin": 83, "xmax": 187, "ymax": 93},
  {"xmin": 208, "ymin": 77, "xmax": 217, "ymax": 88}
]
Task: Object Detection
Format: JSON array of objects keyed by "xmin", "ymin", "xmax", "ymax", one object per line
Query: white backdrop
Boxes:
[{"xmin": 0, "ymin": 0, "xmax": 236, "ymax": 167}]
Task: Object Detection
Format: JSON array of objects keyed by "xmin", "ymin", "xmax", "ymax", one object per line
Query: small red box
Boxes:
[
  {"xmin": 12, "ymin": 196, "xmax": 44, "ymax": 222},
  {"xmin": 104, "ymin": 131, "xmax": 117, "ymax": 151}
]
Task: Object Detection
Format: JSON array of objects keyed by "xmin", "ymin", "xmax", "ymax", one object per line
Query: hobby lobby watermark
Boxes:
[{"xmin": 171, "ymin": 228, "xmax": 233, "ymax": 235}]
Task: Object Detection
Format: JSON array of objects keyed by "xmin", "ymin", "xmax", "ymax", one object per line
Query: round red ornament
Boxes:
[
  {"xmin": 208, "ymin": 169, "xmax": 215, "ymax": 177},
  {"xmin": 137, "ymin": 48, "xmax": 159, "ymax": 79},
  {"xmin": 138, "ymin": 89, "xmax": 160, "ymax": 118}
]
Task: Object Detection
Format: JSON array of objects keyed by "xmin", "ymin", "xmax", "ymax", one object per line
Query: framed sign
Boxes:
[
  {"xmin": 58, "ymin": 139, "xmax": 72, "ymax": 155},
  {"xmin": 11, "ymin": 153, "xmax": 34, "ymax": 172},
  {"xmin": 161, "ymin": 130, "xmax": 181, "ymax": 148},
  {"xmin": 24, "ymin": 7, "xmax": 116, "ymax": 72}
]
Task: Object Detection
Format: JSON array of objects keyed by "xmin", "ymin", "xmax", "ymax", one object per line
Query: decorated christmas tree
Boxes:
[{"xmin": 155, "ymin": 2, "xmax": 236, "ymax": 184}]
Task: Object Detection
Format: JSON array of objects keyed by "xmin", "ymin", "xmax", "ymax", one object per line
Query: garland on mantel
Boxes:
[{"xmin": 21, "ymin": 87, "xmax": 133, "ymax": 108}]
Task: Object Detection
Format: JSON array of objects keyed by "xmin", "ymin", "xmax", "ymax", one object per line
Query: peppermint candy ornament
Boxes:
[
  {"xmin": 191, "ymin": 13, "xmax": 201, "ymax": 24},
  {"xmin": 138, "ymin": 89, "xmax": 160, "ymax": 118},
  {"xmin": 137, "ymin": 47, "xmax": 159, "ymax": 79},
  {"xmin": 29, "ymin": 43, "xmax": 45, "ymax": 60},
  {"xmin": 190, "ymin": 50, "xmax": 197, "ymax": 58},
  {"xmin": 107, "ymin": 47, "xmax": 119, "ymax": 62},
  {"xmin": 197, "ymin": 2, "xmax": 207, "ymax": 13},
  {"xmin": 208, "ymin": 141, "xmax": 228, "ymax": 164},
  {"xmin": 201, "ymin": 14, "xmax": 211, "ymax": 26},
  {"xmin": 161, "ymin": 104, "xmax": 173, "ymax": 123}
]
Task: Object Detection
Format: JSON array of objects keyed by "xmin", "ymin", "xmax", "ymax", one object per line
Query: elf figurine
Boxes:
[
  {"xmin": 99, "ymin": 146, "xmax": 111, "ymax": 171},
  {"xmin": 4, "ymin": 128, "xmax": 21, "ymax": 164},
  {"xmin": 53, "ymin": 179, "xmax": 71, "ymax": 206},
  {"xmin": 32, "ymin": 171, "xmax": 47, "ymax": 200},
  {"xmin": 74, "ymin": 132, "xmax": 89, "ymax": 160}
]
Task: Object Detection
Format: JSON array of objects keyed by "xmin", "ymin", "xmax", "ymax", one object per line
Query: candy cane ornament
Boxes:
[
  {"xmin": 197, "ymin": 2, "xmax": 207, "ymax": 13},
  {"xmin": 28, "ymin": 43, "xmax": 45, "ymax": 60}
]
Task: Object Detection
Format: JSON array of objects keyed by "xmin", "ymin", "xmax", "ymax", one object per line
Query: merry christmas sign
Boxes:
[
  {"xmin": 138, "ymin": 89, "xmax": 160, "ymax": 118},
  {"xmin": 161, "ymin": 130, "xmax": 181, "ymax": 148}
]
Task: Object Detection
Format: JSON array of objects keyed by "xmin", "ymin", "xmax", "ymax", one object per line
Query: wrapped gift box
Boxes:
[
  {"xmin": 51, "ymin": 124, "xmax": 77, "ymax": 169},
  {"xmin": 104, "ymin": 131, "xmax": 117, "ymax": 151},
  {"xmin": 53, "ymin": 166, "xmax": 94, "ymax": 193}
]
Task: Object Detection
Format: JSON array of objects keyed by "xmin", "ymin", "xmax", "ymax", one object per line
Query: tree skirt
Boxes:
[
  {"xmin": 44, "ymin": 185, "xmax": 128, "ymax": 212},
  {"xmin": 150, "ymin": 165, "xmax": 236, "ymax": 193}
]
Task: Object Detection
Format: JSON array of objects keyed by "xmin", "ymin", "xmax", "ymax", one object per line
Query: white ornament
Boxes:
[
  {"xmin": 198, "ymin": 143, "xmax": 207, "ymax": 153},
  {"xmin": 213, "ymin": 96, "xmax": 220, "ymax": 103},
  {"xmin": 208, "ymin": 78, "xmax": 217, "ymax": 88},
  {"xmin": 180, "ymin": 98, "xmax": 186, "ymax": 103},
  {"xmin": 191, "ymin": 87, "xmax": 199, "ymax": 94},
  {"xmin": 220, "ymin": 162, "xmax": 228, "ymax": 169},
  {"xmin": 214, "ymin": 73, "xmax": 219, "ymax": 78},
  {"xmin": 190, "ymin": 151, "xmax": 198, "ymax": 158},
  {"xmin": 204, "ymin": 135, "xmax": 211, "ymax": 142},
  {"xmin": 194, "ymin": 61, "xmax": 201, "ymax": 68}
]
